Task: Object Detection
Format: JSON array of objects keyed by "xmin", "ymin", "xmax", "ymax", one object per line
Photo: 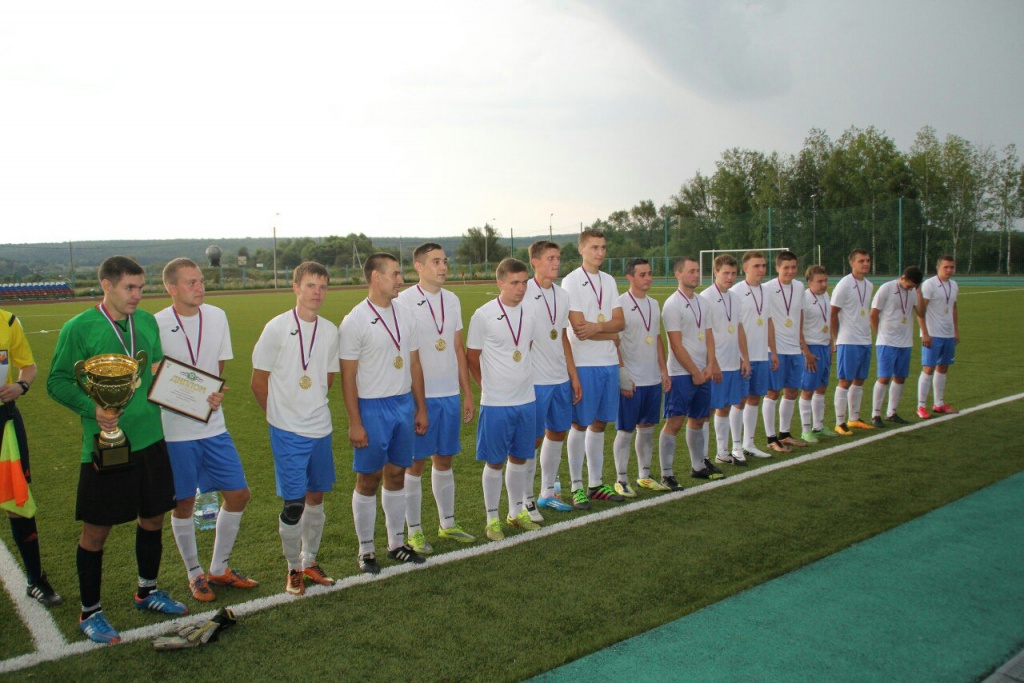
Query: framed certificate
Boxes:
[{"xmin": 147, "ymin": 357, "xmax": 225, "ymax": 423}]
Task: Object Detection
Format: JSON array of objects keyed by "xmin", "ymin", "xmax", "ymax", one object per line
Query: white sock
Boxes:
[
  {"xmin": 381, "ymin": 488, "xmax": 407, "ymax": 551},
  {"xmin": 209, "ymin": 509, "xmax": 242, "ymax": 576},
  {"xmin": 729, "ymin": 407, "xmax": 743, "ymax": 451},
  {"xmin": 584, "ymin": 429, "xmax": 606, "ymax": 488},
  {"xmin": 702, "ymin": 422, "xmax": 710, "ymax": 459},
  {"xmin": 279, "ymin": 517, "xmax": 303, "ymax": 571},
  {"xmin": 934, "ymin": 372, "xmax": 947, "ymax": 406},
  {"xmin": 635, "ymin": 427, "xmax": 654, "ymax": 479},
  {"xmin": 613, "ymin": 430, "xmax": 632, "ymax": 483},
  {"xmin": 888, "ymin": 382, "xmax": 904, "ymax": 416},
  {"xmin": 539, "ymin": 437, "xmax": 563, "ymax": 498},
  {"xmin": 834, "ymin": 386, "xmax": 849, "ymax": 424},
  {"xmin": 524, "ymin": 455, "xmax": 538, "ymax": 505},
  {"xmin": 872, "ymin": 381, "xmax": 886, "ymax": 418},
  {"xmin": 352, "ymin": 491, "xmax": 377, "ymax": 556},
  {"xmin": 300, "ymin": 503, "xmax": 326, "ymax": 569},
  {"xmin": 658, "ymin": 431, "xmax": 676, "ymax": 477},
  {"xmin": 171, "ymin": 515, "xmax": 203, "ymax": 581},
  {"xmin": 743, "ymin": 404, "xmax": 759, "ymax": 448},
  {"xmin": 567, "ymin": 429, "xmax": 586, "ymax": 490},
  {"xmin": 505, "ymin": 461, "xmax": 527, "ymax": 517},
  {"xmin": 779, "ymin": 398, "xmax": 795, "ymax": 435},
  {"xmin": 812, "ymin": 393, "xmax": 825, "ymax": 430},
  {"xmin": 762, "ymin": 397, "xmax": 778, "ymax": 437},
  {"xmin": 848, "ymin": 385, "xmax": 863, "ymax": 421},
  {"xmin": 686, "ymin": 426, "xmax": 705, "ymax": 471},
  {"xmin": 799, "ymin": 397, "xmax": 813, "ymax": 433},
  {"xmin": 713, "ymin": 415, "xmax": 730, "ymax": 456},
  {"xmin": 404, "ymin": 473, "xmax": 422, "ymax": 534},
  {"xmin": 918, "ymin": 373, "xmax": 933, "ymax": 408},
  {"xmin": 432, "ymin": 468, "xmax": 456, "ymax": 530},
  {"xmin": 482, "ymin": 466, "xmax": 503, "ymax": 522}
]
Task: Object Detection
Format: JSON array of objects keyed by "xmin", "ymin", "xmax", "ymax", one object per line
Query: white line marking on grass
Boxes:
[
  {"xmin": 2, "ymin": 391, "xmax": 1022, "ymax": 674},
  {"xmin": 0, "ymin": 539, "xmax": 67, "ymax": 656},
  {"xmin": 960, "ymin": 289, "xmax": 1024, "ymax": 296}
]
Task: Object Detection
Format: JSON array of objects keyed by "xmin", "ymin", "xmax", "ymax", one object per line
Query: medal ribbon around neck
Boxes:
[
  {"xmin": 750, "ymin": 283, "xmax": 765, "ymax": 318},
  {"xmin": 896, "ymin": 283, "xmax": 910, "ymax": 318},
  {"xmin": 172, "ymin": 307, "xmax": 202, "ymax": 366},
  {"xmin": 496, "ymin": 298, "xmax": 523, "ymax": 350},
  {"xmin": 416, "ymin": 285, "xmax": 445, "ymax": 336},
  {"xmin": 938, "ymin": 278, "xmax": 952, "ymax": 306},
  {"xmin": 627, "ymin": 291, "xmax": 652, "ymax": 333},
  {"xmin": 366, "ymin": 299, "xmax": 401, "ymax": 353},
  {"xmin": 582, "ymin": 268, "xmax": 604, "ymax": 314},
  {"xmin": 292, "ymin": 309, "xmax": 319, "ymax": 374},
  {"xmin": 778, "ymin": 279, "xmax": 794, "ymax": 318},
  {"xmin": 854, "ymin": 277, "xmax": 868, "ymax": 309},
  {"xmin": 713, "ymin": 284, "xmax": 733, "ymax": 323},
  {"xmin": 534, "ymin": 278, "xmax": 557, "ymax": 327},
  {"xmin": 97, "ymin": 303, "xmax": 136, "ymax": 357},
  {"xmin": 679, "ymin": 289, "xmax": 703, "ymax": 329},
  {"xmin": 814, "ymin": 294, "xmax": 828, "ymax": 323}
]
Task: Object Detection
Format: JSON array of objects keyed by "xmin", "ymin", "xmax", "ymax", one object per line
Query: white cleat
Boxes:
[{"xmin": 745, "ymin": 445, "xmax": 773, "ymax": 459}]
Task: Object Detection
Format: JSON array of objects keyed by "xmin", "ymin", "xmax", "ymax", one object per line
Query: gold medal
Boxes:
[
  {"xmin": 697, "ymin": 332, "xmax": 705, "ymax": 342},
  {"xmin": 512, "ymin": 349, "xmax": 522, "ymax": 363},
  {"xmin": 821, "ymin": 325, "xmax": 828, "ymax": 333},
  {"xmin": 645, "ymin": 334, "xmax": 653, "ymax": 345},
  {"xmin": 945, "ymin": 306, "xmax": 949, "ymax": 314},
  {"xmin": 394, "ymin": 355, "xmax": 404, "ymax": 369},
  {"xmin": 784, "ymin": 318, "xmax": 794, "ymax": 328},
  {"xmin": 299, "ymin": 375, "xmax": 312, "ymax": 390},
  {"xmin": 435, "ymin": 338, "xmax": 446, "ymax": 352},
  {"xmin": 550, "ymin": 329, "xmax": 558, "ymax": 340},
  {"xmin": 727, "ymin": 323, "xmax": 735, "ymax": 334},
  {"xmin": 901, "ymin": 316, "xmax": 907, "ymax": 325},
  {"xmin": 860, "ymin": 309, "xmax": 867, "ymax": 317},
  {"xmin": 757, "ymin": 317, "xmax": 764, "ymax": 326},
  {"xmin": 597, "ymin": 313, "xmax": 606, "ymax": 323}
]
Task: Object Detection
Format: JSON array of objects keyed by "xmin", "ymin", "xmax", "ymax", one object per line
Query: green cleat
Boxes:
[
  {"xmin": 507, "ymin": 509, "xmax": 541, "ymax": 531},
  {"xmin": 407, "ymin": 530, "xmax": 433, "ymax": 555},
  {"xmin": 571, "ymin": 488, "xmax": 591, "ymax": 510},
  {"xmin": 636, "ymin": 477, "xmax": 671, "ymax": 492},
  {"xmin": 614, "ymin": 481, "xmax": 638, "ymax": 498},
  {"xmin": 485, "ymin": 518, "xmax": 504, "ymax": 541},
  {"xmin": 800, "ymin": 430, "xmax": 820, "ymax": 444},
  {"xmin": 438, "ymin": 523, "xmax": 476, "ymax": 543}
]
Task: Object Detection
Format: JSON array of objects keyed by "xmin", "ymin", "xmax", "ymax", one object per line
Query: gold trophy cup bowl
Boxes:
[{"xmin": 74, "ymin": 351, "xmax": 147, "ymax": 470}]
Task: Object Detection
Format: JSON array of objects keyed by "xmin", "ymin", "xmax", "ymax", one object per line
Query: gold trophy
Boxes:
[{"xmin": 74, "ymin": 351, "xmax": 147, "ymax": 471}]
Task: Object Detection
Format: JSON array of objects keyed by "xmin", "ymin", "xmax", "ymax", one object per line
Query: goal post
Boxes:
[{"xmin": 699, "ymin": 247, "xmax": 791, "ymax": 286}]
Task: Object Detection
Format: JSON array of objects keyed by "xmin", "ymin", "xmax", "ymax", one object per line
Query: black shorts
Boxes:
[
  {"xmin": 0, "ymin": 403, "xmax": 30, "ymax": 483},
  {"xmin": 76, "ymin": 440, "xmax": 176, "ymax": 526}
]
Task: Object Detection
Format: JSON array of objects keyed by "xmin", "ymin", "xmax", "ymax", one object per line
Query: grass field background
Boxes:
[{"xmin": 1, "ymin": 281, "xmax": 1022, "ymax": 680}]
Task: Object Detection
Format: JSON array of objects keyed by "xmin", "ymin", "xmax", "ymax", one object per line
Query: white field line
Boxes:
[{"xmin": 2, "ymin": 390, "xmax": 1022, "ymax": 674}]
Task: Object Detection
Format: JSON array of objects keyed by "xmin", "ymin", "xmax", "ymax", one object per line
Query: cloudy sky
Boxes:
[{"xmin": 2, "ymin": 0, "xmax": 1021, "ymax": 246}]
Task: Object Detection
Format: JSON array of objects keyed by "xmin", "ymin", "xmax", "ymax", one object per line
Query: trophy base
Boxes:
[{"xmin": 92, "ymin": 434, "xmax": 133, "ymax": 472}]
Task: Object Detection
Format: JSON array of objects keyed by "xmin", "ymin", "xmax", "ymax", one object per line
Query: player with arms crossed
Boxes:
[
  {"xmin": 614, "ymin": 258, "xmax": 672, "ymax": 493},
  {"xmin": 916, "ymin": 255, "xmax": 960, "ymax": 418},
  {"xmin": 562, "ymin": 229, "xmax": 626, "ymax": 506},
  {"xmin": 662, "ymin": 257, "xmax": 723, "ymax": 485},
  {"xmin": 396, "ymin": 243, "xmax": 476, "ymax": 553},
  {"xmin": 251, "ymin": 261, "xmax": 340, "ymax": 595},
  {"xmin": 158, "ymin": 258, "xmax": 257, "ymax": 603},
  {"xmin": 730, "ymin": 251, "xmax": 775, "ymax": 459},
  {"xmin": 870, "ymin": 266, "xmax": 923, "ymax": 426},
  {"xmin": 525, "ymin": 240, "xmax": 581, "ymax": 515},
  {"xmin": 466, "ymin": 259, "xmax": 540, "ymax": 540},
  {"xmin": 830, "ymin": 249, "xmax": 875, "ymax": 435},
  {"xmin": 797, "ymin": 265, "xmax": 838, "ymax": 443},
  {"xmin": 763, "ymin": 251, "xmax": 808, "ymax": 452},
  {"xmin": 341, "ymin": 253, "xmax": 429, "ymax": 573}
]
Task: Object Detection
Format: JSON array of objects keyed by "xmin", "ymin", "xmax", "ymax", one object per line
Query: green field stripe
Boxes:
[{"xmin": 536, "ymin": 472, "xmax": 1024, "ymax": 682}]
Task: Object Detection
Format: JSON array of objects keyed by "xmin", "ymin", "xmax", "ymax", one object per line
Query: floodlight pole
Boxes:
[
  {"xmin": 549, "ymin": 213, "xmax": 554, "ymax": 238},
  {"xmin": 272, "ymin": 212, "xmax": 280, "ymax": 290}
]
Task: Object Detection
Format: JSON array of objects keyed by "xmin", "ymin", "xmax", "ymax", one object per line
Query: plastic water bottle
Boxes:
[{"xmin": 193, "ymin": 490, "xmax": 219, "ymax": 530}]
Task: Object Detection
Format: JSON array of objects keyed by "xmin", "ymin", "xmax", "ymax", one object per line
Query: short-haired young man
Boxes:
[
  {"xmin": 466, "ymin": 258, "xmax": 540, "ymax": 540},
  {"xmin": 870, "ymin": 266, "xmax": 923, "ymax": 426},
  {"xmin": 764, "ymin": 251, "xmax": 808, "ymax": 452},
  {"xmin": 916, "ymin": 255, "xmax": 960, "ymax": 418},
  {"xmin": 614, "ymin": 258, "xmax": 672, "ymax": 493},
  {"xmin": 662, "ymin": 257, "xmax": 723, "ymax": 485},
  {"xmin": 700, "ymin": 255, "xmax": 750, "ymax": 468},
  {"xmin": 158, "ymin": 258, "xmax": 257, "ymax": 603},
  {"xmin": 396, "ymin": 243, "xmax": 476, "ymax": 552},
  {"xmin": 731, "ymin": 251, "xmax": 774, "ymax": 459},
  {"xmin": 562, "ymin": 229, "xmax": 626, "ymax": 506},
  {"xmin": 340, "ymin": 254, "xmax": 429, "ymax": 573},
  {"xmin": 797, "ymin": 265, "xmax": 838, "ymax": 443},
  {"xmin": 526, "ymin": 240, "xmax": 581, "ymax": 515},
  {"xmin": 830, "ymin": 249, "xmax": 875, "ymax": 434},
  {"xmin": 252, "ymin": 261, "xmax": 341, "ymax": 594},
  {"xmin": 48, "ymin": 255, "xmax": 186, "ymax": 644}
]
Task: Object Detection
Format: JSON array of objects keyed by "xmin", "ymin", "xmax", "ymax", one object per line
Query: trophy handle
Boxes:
[
  {"xmin": 133, "ymin": 350, "xmax": 149, "ymax": 384},
  {"xmin": 74, "ymin": 360, "xmax": 90, "ymax": 393}
]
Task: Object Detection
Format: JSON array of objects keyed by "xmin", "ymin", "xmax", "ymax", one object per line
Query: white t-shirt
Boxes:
[
  {"xmin": 663, "ymin": 289, "xmax": 711, "ymax": 376},
  {"xmin": 562, "ymin": 267, "xmax": 620, "ymax": 367},
  {"xmin": 920, "ymin": 276, "xmax": 958, "ymax": 339},
  {"xmin": 155, "ymin": 304, "xmax": 232, "ymax": 441},
  {"xmin": 801, "ymin": 290, "xmax": 832, "ymax": 347},
  {"xmin": 618, "ymin": 291, "xmax": 663, "ymax": 386},
  {"xmin": 831, "ymin": 274, "xmax": 874, "ymax": 345},
  {"xmin": 252, "ymin": 309, "xmax": 340, "ymax": 438},
  {"xmin": 732, "ymin": 280, "xmax": 770, "ymax": 362},
  {"xmin": 338, "ymin": 299, "xmax": 420, "ymax": 399},
  {"xmin": 766, "ymin": 277, "xmax": 805, "ymax": 355},
  {"xmin": 466, "ymin": 298, "xmax": 536, "ymax": 407},
  {"xmin": 396, "ymin": 285, "xmax": 462, "ymax": 398},
  {"xmin": 525, "ymin": 278, "xmax": 570, "ymax": 386},
  {"xmin": 699, "ymin": 285, "xmax": 742, "ymax": 372},
  {"xmin": 872, "ymin": 279, "xmax": 917, "ymax": 348}
]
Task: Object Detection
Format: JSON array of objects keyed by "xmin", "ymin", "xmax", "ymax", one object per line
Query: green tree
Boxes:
[{"xmin": 456, "ymin": 224, "xmax": 508, "ymax": 269}]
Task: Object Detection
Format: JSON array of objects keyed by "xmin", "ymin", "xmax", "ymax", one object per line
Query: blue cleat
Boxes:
[
  {"xmin": 134, "ymin": 589, "xmax": 189, "ymax": 615},
  {"xmin": 537, "ymin": 496, "xmax": 573, "ymax": 512},
  {"xmin": 79, "ymin": 611, "xmax": 121, "ymax": 644}
]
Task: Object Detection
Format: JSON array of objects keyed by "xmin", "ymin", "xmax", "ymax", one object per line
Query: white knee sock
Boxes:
[
  {"xmin": 799, "ymin": 397, "xmax": 813, "ymax": 433},
  {"xmin": 887, "ymin": 382, "xmax": 904, "ymax": 417},
  {"xmin": 482, "ymin": 466, "xmax": 503, "ymax": 522},
  {"xmin": 812, "ymin": 393, "xmax": 825, "ymax": 430},
  {"xmin": 686, "ymin": 426, "xmax": 705, "ymax": 471},
  {"xmin": 381, "ymin": 488, "xmax": 407, "ymax": 551},
  {"xmin": 209, "ymin": 509, "xmax": 242, "ymax": 577},
  {"xmin": 613, "ymin": 430, "xmax": 632, "ymax": 483},
  {"xmin": 779, "ymin": 398, "xmax": 796, "ymax": 435},
  {"xmin": 743, "ymin": 404, "xmax": 759, "ymax": 448},
  {"xmin": 729, "ymin": 407, "xmax": 743, "ymax": 450},
  {"xmin": 505, "ymin": 461, "xmax": 527, "ymax": 517},
  {"xmin": 432, "ymin": 468, "xmax": 456, "ymax": 530},
  {"xmin": 524, "ymin": 456, "xmax": 538, "ymax": 505},
  {"xmin": 702, "ymin": 422, "xmax": 710, "ymax": 459},
  {"xmin": 352, "ymin": 491, "xmax": 376, "ymax": 556},
  {"xmin": 872, "ymin": 381, "xmax": 887, "ymax": 417},
  {"xmin": 404, "ymin": 473, "xmax": 422, "ymax": 534},
  {"xmin": 918, "ymin": 372, "xmax": 933, "ymax": 408},
  {"xmin": 658, "ymin": 431, "xmax": 676, "ymax": 477},
  {"xmin": 635, "ymin": 427, "xmax": 654, "ymax": 479},
  {"xmin": 171, "ymin": 515, "xmax": 203, "ymax": 581},
  {"xmin": 567, "ymin": 429, "xmax": 586, "ymax": 490},
  {"xmin": 834, "ymin": 386, "xmax": 849, "ymax": 424},
  {"xmin": 713, "ymin": 415, "xmax": 729, "ymax": 456},
  {"xmin": 933, "ymin": 372, "xmax": 947, "ymax": 405},
  {"xmin": 279, "ymin": 517, "xmax": 303, "ymax": 571},
  {"xmin": 539, "ymin": 437, "xmax": 563, "ymax": 498},
  {"xmin": 300, "ymin": 503, "xmax": 326, "ymax": 568},
  {"xmin": 762, "ymin": 397, "xmax": 778, "ymax": 437},
  {"xmin": 848, "ymin": 385, "xmax": 863, "ymax": 421},
  {"xmin": 584, "ymin": 429, "xmax": 606, "ymax": 488}
]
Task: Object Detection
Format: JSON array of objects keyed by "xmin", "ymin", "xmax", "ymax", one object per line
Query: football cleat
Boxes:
[
  {"xmin": 780, "ymin": 435, "xmax": 808, "ymax": 447},
  {"xmin": 835, "ymin": 422, "xmax": 854, "ymax": 436},
  {"xmin": 524, "ymin": 501, "xmax": 545, "ymax": 523},
  {"xmin": 189, "ymin": 575, "xmax": 216, "ymax": 603},
  {"xmin": 207, "ymin": 568, "xmax": 258, "ymax": 589},
  {"xmin": 407, "ymin": 530, "xmax": 433, "ymax": 555},
  {"xmin": 745, "ymin": 445, "xmax": 773, "ymax": 458},
  {"xmin": 537, "ymin": 496, "xmax": 574, "ymax": 511},
  {"xmin": 661, "ymin": 475, "xmax": 684, "ymax": 491},
  {"xmin": 636, "ymin": 477, "xmax": 672, "ymax": 492},
  {"xmin": 358, "ymin": 553, "xmax": 381, "ymax": 574},
  {"xmin": 800, "ymin": 431, "xmax": 820, "ymax": 444},
  {"xmin": 933, "ymin": 404, "xmax": 959, "ymax": 415},
  {"xmin": 485, "ymin": 518, "xmax": 505, "ymax": 541},
  {"xmin": 846, "ymin": 419, "xmax": 874, "ymax": 430},
  {"xmin": 26, "ymin": 573, "xmax": 63, "ymax": 607},
  {"xmin": 691, "ymin": 465, "xmax": 725, "ymax": 481},
  {"xmin": 916, "ymin": 406, "xmax": 932, "ymax": 419},
  {"xmin": 571, "ymin": 488, "xmax": 591, "ymax": 510},
  {"xmin": 303, "ymin": 564, "xmax": 337, "ymax": 586},
  {"xmin": 813, "ymin": 428, "xmax": 838, "ymax": 439},
  {"xmin": 79, "ymin": 611, "xmax": 121, "ymax": 644},
  {"xmin": 614, "ymin": 481, "xmax": 637, "ymax": 498},
  {"xmin": 285, "ymin": 569, "xmax": 305, "ymax": 596},
  {"xmin": 587, "ymin": 483, "xmax": 625, "ymax": 502},
  {"xmin": 715, "ymin": 451, "xmax": 735, "ymax": 464},
  {"xmin": 387, "ymin": 544, "xmax": 426, "ymax": 564},
  {"xmin": 438, "ymin": 523, "xmax": 476, "ymax": 543},
  {"xmin": 886, "ymin": 413, "xmax": 910, "ymax": 425},
  {"xmin": 135, "ymin": 589, "xmax": 189, "ymax": 615},
  {"xmin": 767, "ymin": 439, "xmax": 792, "ymax": 453},
  {"xmin": 506, "ymin": 509, "xmax": 541, "ymax": 530},
  {"xmin": 870, "ymin": 416, "xmax": 886, "ymax": 428}
]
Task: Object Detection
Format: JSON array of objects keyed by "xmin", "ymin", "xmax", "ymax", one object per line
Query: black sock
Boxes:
[
  {"xmin": 9, "ymin": 516, "xmax": 42, "ymax": 584},
  {"xmin": 77, "ymin": 545, "xmax": 103, "ymax": 616},
  {"xmin": 779, "ymin": 431, "xmax": 791, "ymax": 440},
  {"xmin": 135, "ymin": 525, "xmax": 162, "ymax": 597}
]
